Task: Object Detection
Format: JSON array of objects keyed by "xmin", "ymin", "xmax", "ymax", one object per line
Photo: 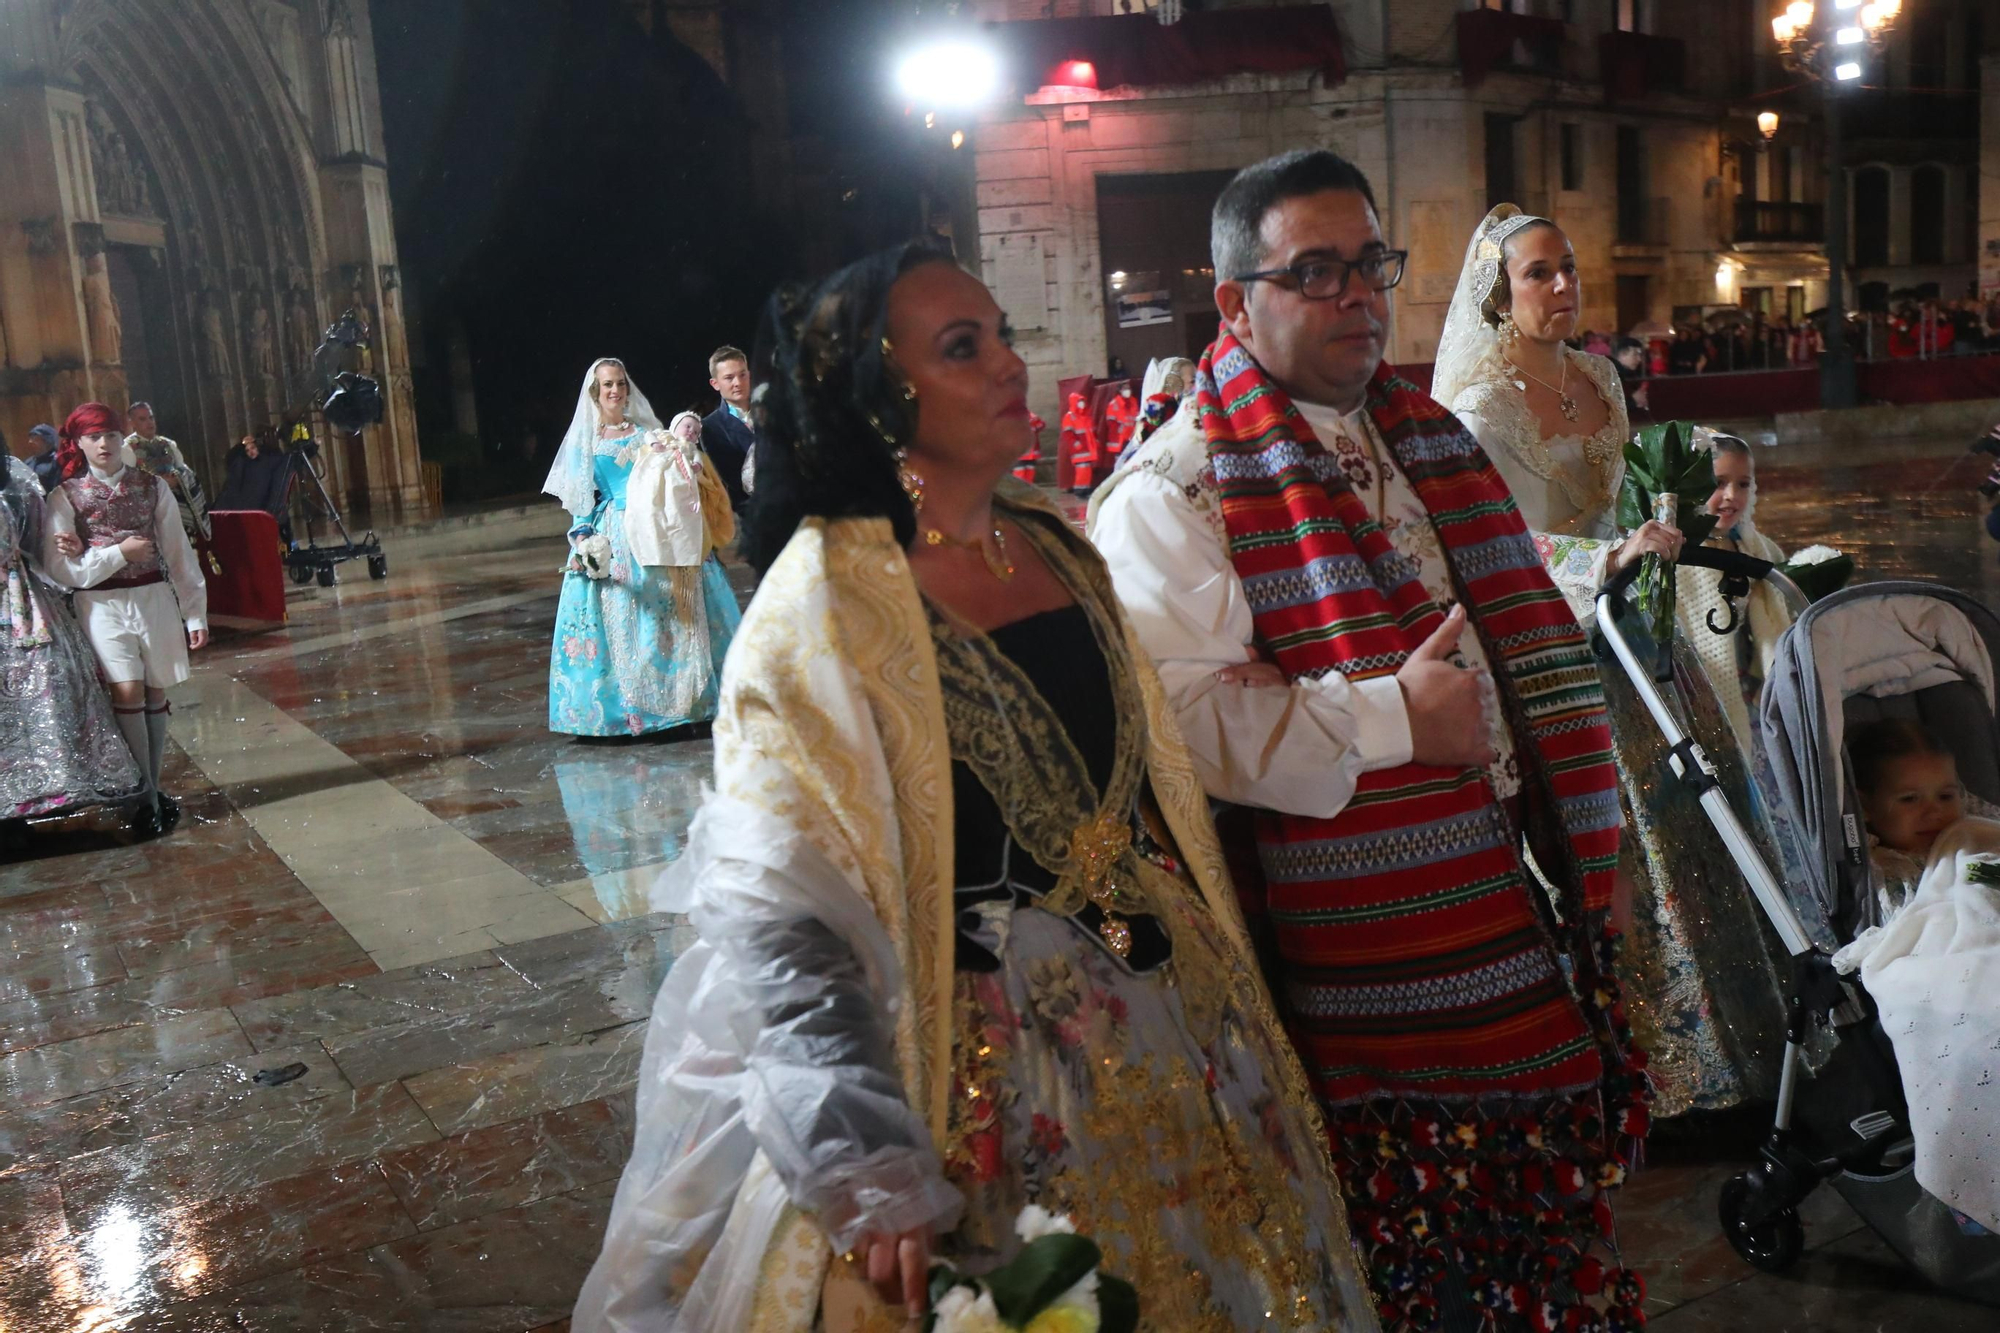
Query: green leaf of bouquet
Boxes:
[
  {"xmin": 1098, "ymin": 1276, "xmax": 1141, "ymax": 1333},
  {"xmin": 984, "ymin": 1235, "xmax": 1104, "ymax": 1325},
  {"xmin": 927, "ymin": 1264, "xmax": 974, "ymax": 1327},
  {"xmin": 1680, "ymin": 512, "xmax": 1720, "ymax": 549}
]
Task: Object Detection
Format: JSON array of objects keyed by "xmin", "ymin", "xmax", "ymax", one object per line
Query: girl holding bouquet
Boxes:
[
  {"xmin": 543, "ymin": 358, "xmax": 741, "ymax": 737},
  {"xmin": 1433, "ymin": 206, "xmax": 1790, "ymax": 1117}
]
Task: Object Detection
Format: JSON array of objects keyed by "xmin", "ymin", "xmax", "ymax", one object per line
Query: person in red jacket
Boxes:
[
  {"xmin": 1101, "ymin": 383, "xmax": 1138, "ymax": 470},
  {"xmin": 1014, "ymin": 411, "xmax": 1045, "ymax": 484},
  {"xmin": 1059, "ymin": 391, "xmax": 1098, "ymax": 496}
]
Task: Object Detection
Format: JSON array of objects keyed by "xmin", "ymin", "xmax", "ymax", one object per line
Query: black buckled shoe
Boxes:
[
  {"xmin": 128, "ymin": 798, "xmax": 162, "ymax": 838},
  {"xmin": 154, "ymin": 793, "xmax": 182, "ymax": 835}
]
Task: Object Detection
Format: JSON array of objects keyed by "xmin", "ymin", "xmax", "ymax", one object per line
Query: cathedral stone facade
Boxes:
[{"xmin": 0, "ymin": 0, "xmax": 425, "ymax": 518}]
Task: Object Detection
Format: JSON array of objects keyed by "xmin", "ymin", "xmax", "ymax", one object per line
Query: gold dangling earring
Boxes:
[
  {"xmin": 1498, "ymin": 310, "xmax": 1519, "ymax": 348},
  {"xmin": 895, "ymin": 447, "xmax": 926, "ymax": 512}
]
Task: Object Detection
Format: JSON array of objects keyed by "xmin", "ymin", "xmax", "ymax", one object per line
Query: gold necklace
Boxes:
[
  {"xmin": 924, "ymin": 523, "xmax": 1016, "ymax": 582},
  {"xmin": 1510, "ymin": 353, "xmax": 1579, "ymax": 423}
]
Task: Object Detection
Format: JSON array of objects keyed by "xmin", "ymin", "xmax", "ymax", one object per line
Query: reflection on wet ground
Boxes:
[{"xmin": 1, "ymin": 437, "xmax": 1993, "ymax": 1330}]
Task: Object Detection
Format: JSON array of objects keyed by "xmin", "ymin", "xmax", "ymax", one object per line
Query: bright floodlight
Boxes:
[
  {"xmin": 1834, "ymin": 0, "xmax": 1860, "ymax": 9},
  {"xmin": 1835, "ymin": 25, "xmax": 1862, "ymax": 43},
  {"xmin": 1833, "ymin": 60, "xmax": 1862, "ymax": 79},
  {"xmin": 896, "ymin": 39, "xmax": 1001, "ymax": 109}
]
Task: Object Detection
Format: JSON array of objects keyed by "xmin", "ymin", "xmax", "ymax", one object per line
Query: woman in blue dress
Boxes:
[{"xmin": 545, "ymin": 358, "xmax": 741, "ymax": 737}]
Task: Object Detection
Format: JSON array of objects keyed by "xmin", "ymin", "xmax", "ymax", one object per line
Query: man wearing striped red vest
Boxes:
[{"xmin": 1090, "ymin": 150, "xmax": 1652, "ymax": 1333}]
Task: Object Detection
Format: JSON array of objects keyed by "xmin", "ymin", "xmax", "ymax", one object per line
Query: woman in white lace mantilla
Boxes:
[
  {"xmin": 544, "ymin": 358, "xmax": 742, "ymax": 737},
  {"xmin": 1433, "ymin": 206, "xmax": 1681, "ymax": 617},
  {"xmin": 1432, "ymin": 205, "xmax": 1789, "ymax": 1117}
]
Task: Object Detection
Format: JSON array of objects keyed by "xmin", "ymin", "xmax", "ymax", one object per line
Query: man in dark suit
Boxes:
[{"xmin": 700, "ymin": 345, "xmax": 753, "ymax": 511}]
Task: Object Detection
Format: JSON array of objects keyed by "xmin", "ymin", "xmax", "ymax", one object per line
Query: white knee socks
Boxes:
[
  {"xmin": 113, "ymin": 705, "xmax": 152, "ymax": 801},
  {"xmin": 145, "ymin": 703, "xmax": 170, "ymax": 797}
]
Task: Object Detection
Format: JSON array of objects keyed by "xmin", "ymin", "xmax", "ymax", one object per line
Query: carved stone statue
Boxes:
[
  {"xmin": 87, "ymin": 104, "xmax": 150, "ymax": 216},
  {"xmin": 246, "ymin": 298, "xmax": 277, "ymax": 383},
  {"xmin": 82, "ymin": 250, "xmax": 123, "ymax": 365},
  {"xmin": 286, "ymin": 284, "xmax": 316, "ymax": 377},
  {"xmin": 198, "ymin": 289, "xmax": 230, "ymax": 377}
]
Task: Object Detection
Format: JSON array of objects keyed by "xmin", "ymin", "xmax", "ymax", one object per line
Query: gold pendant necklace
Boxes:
[
  {"xmin": 1512, "ymin": 355, "xmax": 1579, "ymax": 423},
  {"xmin": 924, "ymin": 523, "xmax": 1016, "ymax": 582}
]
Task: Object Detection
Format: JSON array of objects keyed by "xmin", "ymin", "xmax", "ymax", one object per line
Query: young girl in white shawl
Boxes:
[{"xmin": 1675, "ymin": 429, "xmax": 1793, "ymax": 769}]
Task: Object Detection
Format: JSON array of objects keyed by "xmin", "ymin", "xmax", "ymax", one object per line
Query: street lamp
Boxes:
[
  {"xmin": 894, "ymin": 39, "xmax": 1002, "ymax": 110},
  {"xmin": 1771, "ymin": 0, "xmax": 1902, "ymax": 409},
  {"xmin": 1757, "ymin": 110, "xmax": 1780, "ymax": 141},
  {"xmin": 891, "ymin": 32, "xmax": 1004, "ymax": 253}
]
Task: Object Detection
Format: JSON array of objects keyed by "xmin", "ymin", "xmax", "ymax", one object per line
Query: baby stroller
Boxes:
[{"xmin": 1596, "ymin": 561, "xmax": 2000, "ymax": 1303}]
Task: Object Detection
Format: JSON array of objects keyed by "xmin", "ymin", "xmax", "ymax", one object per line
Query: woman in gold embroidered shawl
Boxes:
[{"xmin": 573, "ymin": 241, "xmax": 1378, "ymax": 1332}]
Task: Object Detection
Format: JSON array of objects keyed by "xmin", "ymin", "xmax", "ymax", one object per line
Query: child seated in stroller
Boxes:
[{"xmin": 1835, "ymin": 717, "xmax": 2000, "ymax": 1236}]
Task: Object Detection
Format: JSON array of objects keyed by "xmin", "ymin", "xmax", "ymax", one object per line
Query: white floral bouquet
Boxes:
[
  {"xmin": 1778, "ymin": 544, "xmax": 1854, "ymax": 603},
  {"xmin": 574, "ymin": 532, "xmax": 613, "ymax": 579},
  {"xmin": 927, "ymin": 1207, "xmax": 1137, "ymax": 1333}
]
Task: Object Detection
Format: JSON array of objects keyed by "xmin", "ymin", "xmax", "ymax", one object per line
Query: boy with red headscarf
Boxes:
[{"xmin": 41, "ymin": 403, "xmax": 208, "ymax": 835}]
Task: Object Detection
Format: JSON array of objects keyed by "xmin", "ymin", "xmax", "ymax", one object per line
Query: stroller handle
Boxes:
[
  {"xmin": 1596, "ymin": 578, "xmax": 1822, "ymax": 959},
  {"xmin": 1602, "ymin": 541, "xmax": 1810, "ymax": 618}
]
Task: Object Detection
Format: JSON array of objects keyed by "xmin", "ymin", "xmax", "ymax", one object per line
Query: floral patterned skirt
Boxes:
[
  {"xmin": 939, "ymin": 898, "xmax": 1378, "ymax": 1332},
  {"xmin": 547, "ymin": 521, "xmax": 740, "ymax": 736},
  {"xmin": 2, "ymin": 567, "xmax": 142, "ymax": 819},
  {"xmin": 1605, "ymin": 647, "xmax": 1791, "ymax": 1116}
]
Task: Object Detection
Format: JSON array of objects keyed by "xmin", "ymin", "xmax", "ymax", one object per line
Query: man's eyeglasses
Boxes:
[{"xmin": 1232, "ymin": 250, "xmax": 1408, "ymax": 300}]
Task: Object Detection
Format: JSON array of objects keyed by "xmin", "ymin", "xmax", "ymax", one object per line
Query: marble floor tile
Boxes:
[
  {"xmin": 490, "ymin": 914, "xmax": 690, "ymax": 1023},
  {"xmin": 378, "ymin": 1098, "xmax": 630, "ymax": 1231},
  {"xmin": 321, "ymin": 980, "xmax": 626, "ymax": 1091},
  {"xmin": 0, "ymin": 1161, "xmax": 69, "ymax": 1251},
  {"xmin": 399, "ymin": 1022, "xmax": 647, "ymax": 1138},
  {"xmin": 1616, "ymin": 1158, "xmax": 1867, "ymax": 1314},
  {"xmin": 0, "ymin": 1008, "xmax": 253, "ymax": 1111},
  {"xmin": 230, "ymin": 952, "xmax": 524, "ymax": 1052},
  {"xmin": 56, "ymin": 1082, "xmax": 439, "ymax": 1232},
  {"xmin": 0, "ymin": 934, "xmax": 376, "ymax": 1059},
  {"xmin": 133, "ymin": 1185, "xmax": 613, "ymax": 1332},
  {"xmin": 0, "ymin": 1160, "xmax": 416, "ymax": 1331},
  {"xmin": 0, "ymin": 939, "xmax": 125, "ymax": 1007},
  {"xmin": 1649, "ymin": 1225, "xmax": 1996, "ymax": 1330},
  {"xmin": 114, "ymin": 902, "xmax": 356, "ymax": 979},
  {"xmin": 0, "ymin": 1043, "xmax": 353, "ymax": 1170}
]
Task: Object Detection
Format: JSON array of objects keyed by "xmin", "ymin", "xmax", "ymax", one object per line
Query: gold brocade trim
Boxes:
[
  {"xmin": 820, "ymin": 523, "xmax": 957, "ymax": 1145},
  {"xmin": 746, "ymin": 1205, "xmax": 829, "ymax": 1333},
  {"xmin": 927, "ymin": 505, "xmax": 1157, "ymax": 943}
]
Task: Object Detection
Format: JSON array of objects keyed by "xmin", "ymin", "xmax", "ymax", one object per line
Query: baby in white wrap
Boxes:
[{"xmin": 1834, "ymin": 719, "xmax": 2000, "ymax": 1236}]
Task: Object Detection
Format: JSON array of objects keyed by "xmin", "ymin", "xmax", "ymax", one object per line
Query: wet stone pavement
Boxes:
[{"xmin": 1, "ymin": 430, "xmax": 1995, "ymax": 1331}]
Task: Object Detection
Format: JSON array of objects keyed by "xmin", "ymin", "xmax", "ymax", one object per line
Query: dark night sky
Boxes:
[{"xmin": 371, "ymin": 0, "xmax": 798, "ymax": 492}]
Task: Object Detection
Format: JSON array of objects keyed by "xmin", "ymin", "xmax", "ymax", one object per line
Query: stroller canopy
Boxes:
[{"xmin": 1760, "ymin": 581, "xmax": 2000, "ymax": 938}]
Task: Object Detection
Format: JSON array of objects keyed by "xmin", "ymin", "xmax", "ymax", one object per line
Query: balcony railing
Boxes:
[
  {"xmin": 1616, "ymin": 194, "xmax": 1671, "ymax": 247},
  {"xmin": 1735, "ymin": 199, "xmax": 1824, "ymax": 245}
]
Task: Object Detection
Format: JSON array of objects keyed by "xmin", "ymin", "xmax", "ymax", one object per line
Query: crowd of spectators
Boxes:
[{"xmin": 1567, "ymin": 292, "xmax": 2000, "ymax": 382}]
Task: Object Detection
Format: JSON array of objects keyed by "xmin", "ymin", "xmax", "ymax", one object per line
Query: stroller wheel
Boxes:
[
  {"xmin": 316, "ymin": 563, "xmax": 337, "ymax": 588},
  {"xmin": 289, "ymin": 563, "xmax": 314, "ymax": 586},
  {"xmin": 367, "ymin": 554, "xmax": 388, "ymax": 580},
  {"xmin": 1719, "ymin": 1172, "xmax": 1805, "ymax": 1272}
]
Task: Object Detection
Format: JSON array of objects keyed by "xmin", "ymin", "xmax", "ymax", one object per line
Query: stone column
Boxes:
[
  {"xmin": 318, "ymin": 166, "xmax": 424, "ymax": 519},
  {"xmin": 0, "ymin": 76, "xmax": 121, "ymax": 443},
  {"xmin": 1980, "ymin": 54, "xmax": 2000, "ymax": 303}
]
